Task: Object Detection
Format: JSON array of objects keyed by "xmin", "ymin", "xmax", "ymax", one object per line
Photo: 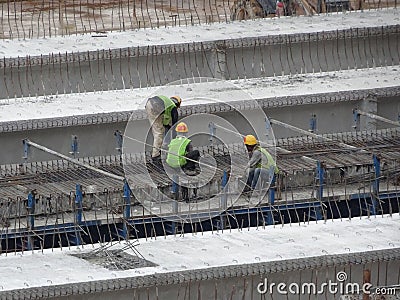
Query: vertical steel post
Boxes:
[
  {"xmin": 70, "ymin": 135, "xmax": 79, "ymax": 158},
  {"xmin": 122, "ymin": 180, "xmax": 131, "ymax": 239},
  {"xmin": 371, "ymin": 154, "xmax": 380, "ymax": 215},
  {"xmin": 266, "ymin": 173, "xmax": 276, "ymax": 225},
  {"xmin": 316, "ymin": 161, "xmax": 324, "ymax": 200},
  {"xmin": 353, "ymin": 109, "xmax": 360, "ymax": 131},
  {"xmin": 27, "ymin": 190, "xmax": 36, "ymax": 250},
  {"xmin": 208, "ymin": 122, "xmax": 216, "ymax": 144},
  {"xmin": 74, "ymin": 184, "xmax": 83, "ymax": 245},
  {"xmin": 170, "ymin": 174, "xmax": 179, "ymax": 233},
  {"xmin": 114, "ymin": 130, "xmax": 123, "ymax": 155},
  {"xmin": 22, "ymin": 139, "xmax": 30, "ymax": 162},
  {"xmin": 219, "ymin": 170, "xmax": 228, "ymax": 229},
  {"xmin": 309, "ymin": 114, "xmax": 317, "ymax": 133}
]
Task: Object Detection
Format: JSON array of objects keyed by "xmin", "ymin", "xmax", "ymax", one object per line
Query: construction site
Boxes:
[{"xmin": 0, "ymin": 0, "xmax": 400, "ymax": 299}]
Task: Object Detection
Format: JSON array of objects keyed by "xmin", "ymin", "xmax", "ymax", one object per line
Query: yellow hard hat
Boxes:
[
  {"xmin": 171, "ymin": 96, "xmax": 182, "ymax": 107},
  {"xmin": 244, "ymin": 134, "xmax": 257, "ymax": 145},
  {"xmin": 176, "ymin": 122, "xmax": 188, "ymax": 133}
]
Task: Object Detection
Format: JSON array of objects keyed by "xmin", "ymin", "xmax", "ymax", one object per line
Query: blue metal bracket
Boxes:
[
  {"xmin": 73, "ymin": 184, "xmax": 83, "ymax": 246},
  {"xmin": 27, "ymin": 190, "xmax": 36, "ymax": 229},
  {"xmin": 114, "ymin": 130, "xmax": 123, "ymax": 155},
  {"xmin": 121, "ymin": 180, "xmax": 131, "ymax": 239},
  {"xmin": 309, "ymin": 114, "xmax": 317, "ymax": 133},
  {"xmin": 369, "ymin": 154, "xmax": 380, "ymax": 215},
  {"xmin": 352, "ymin": 109, "xmax": 360, "ymax": 131},
  {"xmin": 75, "ymin": 184, "xmax": 83, "ymax": 224},
  {"xmin": 26, "ymin": 190, "xmax": 36, "ymax": 250},
  {"xmin": 208, "ymin": 122, "xmax": 216, "ymax": 144},
  {"xmin": 265, "ymin": 211, "xmax": 274, "ymax": 225},
  {"xmin": 219, "ymin": 170, "xmax": 229, "ymax": 229},
  {"xmin": 22, "ymin": 139, "xmax": 30, "ymax": 162},
  {"xmin": 70, "ymin": 135, "xmax": 79, "ymax": 158}
]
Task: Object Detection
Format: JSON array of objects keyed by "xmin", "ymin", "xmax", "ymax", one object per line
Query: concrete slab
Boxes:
[
  {"xmin": 0, "ymin": 66, "xmax": 398, "ymax": 124},
  {"xmin": 0, "ymin": 214, "xmax": 399, "ymax": 292},
  {"xmin": 0, "ymin": 9, "xmax": 399, "ymax": 59}
]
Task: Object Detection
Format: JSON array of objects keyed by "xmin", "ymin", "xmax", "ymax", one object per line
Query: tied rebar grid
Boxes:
[
  {"xmin": 0, "ymin": 128, "xmax": 399, "ymax": 254},
  {"xmin": 0, "ymin": 23, "xmax": 399, "ymax": 100},
  {"xmin": 0, "ymin": 0, "xmax": 397, "ymax": 40}
]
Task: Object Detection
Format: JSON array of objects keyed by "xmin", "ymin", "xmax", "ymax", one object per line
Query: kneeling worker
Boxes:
[
  {"xmin": 243, "ymin": 134, "xmax": 279, "ymax": 191},
  {"xmin": 166, "ymin": 122, "xmax": 200, "ymax": 175}
]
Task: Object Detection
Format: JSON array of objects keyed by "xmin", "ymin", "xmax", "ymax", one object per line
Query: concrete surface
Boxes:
[{"xmin": 0, "ymin": 214, "xmax": 399, "ymax": 299}]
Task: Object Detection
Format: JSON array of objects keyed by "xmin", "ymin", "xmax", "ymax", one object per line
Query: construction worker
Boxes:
[
  {"xmin": 243, "ymin": 134, "xmax": 279, "ymax": 191},
  {"xmin": 145, "ymin": 95, "xmax": 182, "ymax": 163},
  {"xmin": 166, "ymin": 122, "xmax": 200, "ymax": 175}
]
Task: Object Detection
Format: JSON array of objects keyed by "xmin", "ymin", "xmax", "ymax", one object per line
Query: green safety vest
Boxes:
[
  {"xmin": 158, "ymin": 95, "xmax": 176, "ymax": 126},
  {"xmin": 256, "ymin": 146, "xmax": 279, "ymax": 174},
  {"xmin": 166, "ymin": 137, "xmax": 191, "ymax": 168}
]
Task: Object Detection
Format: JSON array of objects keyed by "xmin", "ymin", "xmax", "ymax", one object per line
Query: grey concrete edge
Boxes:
[
  {"xmin": 0, "ymin": 24, "xmax": 399, "ymax": 68},
  {"xmin": 1, "ymin": 86, "xmax": 399, "ymax": 133},
  {"xmin": 1, "ymin": 247, "xmax": 399, "ymax": 299}
]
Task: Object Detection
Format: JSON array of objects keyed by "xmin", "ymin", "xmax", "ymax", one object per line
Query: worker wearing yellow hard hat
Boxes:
[
  {"xmin": 243, "ymin": 134, "xmax": 278, "ymax": 192},
  {"xmin": 145, "ymin": 95, "xmax": 182, "ymax": 164},
  {"xmin": 166, "ymin": 122, "xmax": 200, "ymax": 175}
]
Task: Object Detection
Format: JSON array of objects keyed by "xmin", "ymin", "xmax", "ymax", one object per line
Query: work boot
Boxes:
[
  {"xmin": 148, "ymin": 156, "xmax": 165, "ymax": 174},
  {"xmin": 151, "ymin": 155, "xmax": 162, "ymax": 166}
]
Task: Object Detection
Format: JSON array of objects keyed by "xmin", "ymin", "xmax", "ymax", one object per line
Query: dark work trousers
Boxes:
[{"xmin": 183, "ymin": 150, "xmax": 200, "ymax": 171}]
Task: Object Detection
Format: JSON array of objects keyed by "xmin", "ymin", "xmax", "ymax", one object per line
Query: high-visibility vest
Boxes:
[
  {"xmin": 256, "ymin": 146, "xmax": 279, "ymax": 174},
  {"xmin": 158, "ymin": 95, "xmax": 176, "ymax": 126},
  {"xmin": 166, "ymin": 137, "xmax": 191, "ymax": 168}
]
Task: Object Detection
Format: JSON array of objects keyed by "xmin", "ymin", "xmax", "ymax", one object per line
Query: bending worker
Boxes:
[
  {"xmin": 166, "ymin": 122, "xmax": 200, "ymax": 175},
  {"xmin": 145, "ymin": 95, "xmax": 182, "ymax": 163},
  {"xmin": 243, "ymin": 134, "xmax": 279, "ymax": 191}
]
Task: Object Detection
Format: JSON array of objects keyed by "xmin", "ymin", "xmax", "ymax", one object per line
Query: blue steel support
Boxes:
[
  {"xmin": 217, "ymin": 170, "xmax": 228, "ymax": 229},
  {"xmin": 311, "ymin": 161, "xmax": 324, "ymax": 220},
  {"xmin": 114, "ymin": 130, "xmax": 123, "ymax": 155},
  {"xmin": 74, "ymin": 184, "xmax": 83, "ymax": 245},
  {"xmin": 22, "ymin": 139, "xmax": 30, "ymax": 162},
  {"xmin": 370, "ymin": 154, "xmax": 380, "ymax": 215},
  {"xmin": 122, "ymin": 180, "xmax": 131, "ymax": 239},
  {"xmin": 26, "ymin": 190, "xmax": 36, "ymax": 250},
  {"xmin": 70, "ymin": 135, "xmax": 79, "ymax": 158},
  {"xmin": 309, "ymin": 114, "xmax": 317, "ymax": 133},
  {"xmin": 208, "ymin": 122, "xmax": 216, "ymax": 144},
  {"xmin": 352, "ymin": 109, "xmax": 360, "ymax": 131}
]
